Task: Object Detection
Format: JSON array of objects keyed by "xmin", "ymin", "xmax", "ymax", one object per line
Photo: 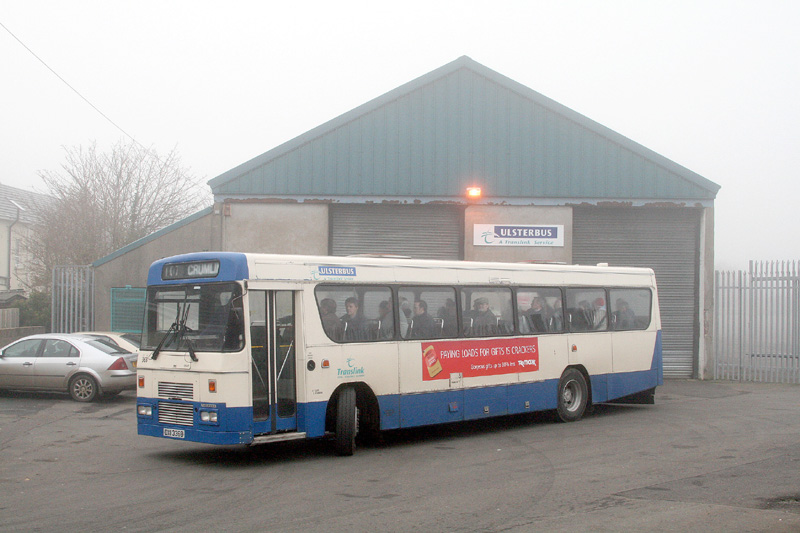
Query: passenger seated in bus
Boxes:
[
  {"xmin": 408, "ymin": 299, "xmax": 436, "ymax": 338},
  {"xmin": 525, "ymin": 313, "xmax": 547, "ymax": 333},
  {"xmin": 437, "ymin": 298, "xmax": 458, "ymax": 337},
  {"xmin": 525, "ymin": 297, "xmax": 549, "ymax": 332},
  {"xmin": 592, "ymin": 297, "xmax": 607, "ymax": 329},
  {"xmin": 612, "ymin": 299, "xmax": 636, "ymax": 330},
  {"xmin": 570, "ymin": 301, "xmax": 592, "ymax": 331},
  {"xmin": 470, "ymin": 297, "xmax": 497, "ymax": 335},
  {"xmin": 341, "ymin": 297, "xmax": 365, "ymax": 341},
  {"xmin": 377, "ymin": 300, "xmax": 394, "ymax": 339},
  {"xmin": 398, "ymin": 297, "xmax": 412, "ymax": 337},
  {"xmin": 319, "ymin": 298, "xmax": 342, "ymax": 340},
  {"xmin": 551, "ymin": 299, "xmax": 564, "ymax": 331}
]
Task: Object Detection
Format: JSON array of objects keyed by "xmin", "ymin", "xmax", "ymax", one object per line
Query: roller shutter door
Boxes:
[
  {"xmin": 573, "ymin": 207, "xmax": 701, "ymax": 378},
  {"xmin": 331, "ymin": 205, "xmax": 463, "ymax": 260}
]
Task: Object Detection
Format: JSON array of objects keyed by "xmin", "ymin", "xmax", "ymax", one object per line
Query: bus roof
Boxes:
[{"xmin": 147, "ymin": 252, "xmax": 656, "ymax": 287}]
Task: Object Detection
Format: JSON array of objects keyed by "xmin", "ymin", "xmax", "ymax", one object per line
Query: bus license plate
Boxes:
[{"xmin": 163, "ymin": 428, "xmax": 185, "ymax": 439}]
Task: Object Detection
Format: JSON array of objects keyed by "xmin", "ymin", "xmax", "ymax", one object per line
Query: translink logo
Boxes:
[{"xmin": 338, "ymin": 358, "xmax": 365, "ymax": 378}]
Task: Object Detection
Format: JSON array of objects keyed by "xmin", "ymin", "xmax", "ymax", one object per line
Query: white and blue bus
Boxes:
[{"xmin": 136, "ymin": 252, "xmax": 662, "ymax": 455}]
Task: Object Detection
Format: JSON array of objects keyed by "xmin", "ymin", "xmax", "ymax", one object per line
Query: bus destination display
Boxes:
[{"xmin": 162, "ymin": 260, "xmax": 220, "ymax": 281}]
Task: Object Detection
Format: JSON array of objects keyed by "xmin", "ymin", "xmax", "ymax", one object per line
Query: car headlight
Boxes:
[{"xmin": 137, "ymin": 404, "xmax": 152, "ymax": 416}]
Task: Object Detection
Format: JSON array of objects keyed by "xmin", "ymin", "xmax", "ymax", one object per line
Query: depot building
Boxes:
[{"xmin": 92, "ymin": 56, "xmax": 719, "ymax": 379}]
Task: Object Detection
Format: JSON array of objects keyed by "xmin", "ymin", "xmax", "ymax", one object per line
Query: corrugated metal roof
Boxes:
[
  {"xmin": 209, "ymin": 56, "xmax": 719, "ymax": 203},
  {"xmin": 0, "ymin": 183, "xmax": 51, "ymax": 224}
]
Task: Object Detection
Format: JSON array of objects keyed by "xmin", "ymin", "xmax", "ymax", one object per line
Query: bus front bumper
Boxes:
[
  {"xmin": 136, "ymin": 397, "xmax": 255, "ymax": 445},
  {"xmin": 138, "ymin": 421, "xmax": 254, "ymax": 445}
]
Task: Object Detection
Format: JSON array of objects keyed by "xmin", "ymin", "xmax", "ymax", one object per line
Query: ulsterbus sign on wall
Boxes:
[{"xmin": 473, "ymin": 224, "xmax": 564, "ymax": 247}]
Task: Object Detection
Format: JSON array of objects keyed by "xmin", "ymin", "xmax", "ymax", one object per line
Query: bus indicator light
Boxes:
[
  {"xmin": 138, "ymin": 376, "xmax": 145, "ymax": 388},
  {"xmin": 209, "ymin": 379, "xmax": 217, "ymax": 393},
  {"xmin": 321, "ymin": 359, "xmax": 330, "ymax": 369}
]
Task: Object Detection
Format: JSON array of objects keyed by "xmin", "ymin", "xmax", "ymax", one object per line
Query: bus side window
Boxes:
[
  {"xmin": 460, "ymin": 287, "xmax": 513, "ymax": 338},
  {"xmin": 317, "ymin": 296, "xmax": 343, "ymax": 341},
  {"xmin": 566, "ymin": 288, "xmax": 607, "ymax": 332},
  {"xmin": 437, "ymin": 298, "xmax": 458, "ymax": 338},
  {"xmin": 399, "ymin": 287, "xmax": 457, "ymax": 340},
  {"xmin": 517, "ymin": 288, "xmax": 563, "ymax": 334},
  {"xmin": 610, "ymin": 288, "xmax": 652, "ymax": 330},
  {"xmin": 315, "ymin": 285, "xmax": 394, "ymax": 343}
]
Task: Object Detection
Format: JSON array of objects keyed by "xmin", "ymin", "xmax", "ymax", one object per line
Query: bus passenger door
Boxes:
[{"xmin": 250, "ymin": 290, "xmax": 297, "ymax": 434}]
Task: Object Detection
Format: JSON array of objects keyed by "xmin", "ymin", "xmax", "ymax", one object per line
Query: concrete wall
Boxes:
[
  {"xmin": 222, "ymin": 202, "xmax": 329, "ymax": 255},
  {"xmin": 92, "ymin": 201, "xmax": 714, "ymax": 384},
  {"xmin": 698, "ymin": 206, "xmax": 715, "ymax": 379},
  {"xmin": 0, "ymin": 221, "xmax": 37, "ymax": 291},
  {"xmin": 0, "ymin": 221, "xmax": 10, "ymax": 289},
  {"xmin": 463, "ymin": 205, "xmax": 572, "ymax": 263},
  {"xmin": 0, "ymin": 326, "xmax": 46, "ymax": 347},
  {"xmin": 93, "ymin": 212, "xmax": 221, "ymax": 331},
  {"xmin": 92, "ymin": 202, "xmax": 329, "ymax": 331}
]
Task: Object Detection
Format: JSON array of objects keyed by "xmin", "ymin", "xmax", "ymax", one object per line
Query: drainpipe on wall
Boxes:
[
  {"xmin": 213, "ymin": 201, "xmax": 226, "ymax": 251},
  {"xmin": 6, "ymin": 200, "xmax": 25, "ymax": 290}
]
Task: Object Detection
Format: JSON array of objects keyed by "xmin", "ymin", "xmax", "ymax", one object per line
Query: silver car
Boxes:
[{"xmin": 0, "ymin": 334, "xmax": 137, "ymax": 402}]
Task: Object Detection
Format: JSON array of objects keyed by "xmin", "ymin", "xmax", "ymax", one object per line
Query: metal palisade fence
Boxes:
[
  {"xmin": 51, "ymin": 265, "xmax": 94, "ymax": 333},
  {"xmin": 715, "ymin": 260, "xmax": 800, "ymax": 383}
]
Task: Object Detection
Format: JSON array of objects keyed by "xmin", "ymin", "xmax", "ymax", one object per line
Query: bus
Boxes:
[{"xmin": 136, "ymin": 252, "xmax": 662, "ymax": 455}]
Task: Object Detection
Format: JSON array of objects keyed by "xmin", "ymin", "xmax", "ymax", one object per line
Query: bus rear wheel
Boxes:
[
  {"xmin": 334, "ymin": 387, "xmax": 358, "ymax": 456},
  {"xmin": 556, "ymin": 368, "xmax": 588, "ymax": 422}
]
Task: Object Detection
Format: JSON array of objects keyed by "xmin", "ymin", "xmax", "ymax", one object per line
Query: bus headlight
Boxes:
[
  {"xmin": 200, "ymin": 410, "xmax": 218, "ymax": 424},
  {"xmin": 137, "ymin": 404, "xmax": 152, "ymax": 416}
]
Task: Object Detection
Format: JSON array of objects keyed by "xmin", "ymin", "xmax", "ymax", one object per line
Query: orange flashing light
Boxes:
[
  {"xmin": 138, "ymin": 375, "xmax": 145, "ymax": 388},
  {"xmin": 466, "ymin": 187, "xmax": 482, "ymax": 199},
  {"xmin": 321, "ymin": 359, "xmax": 330, "ymax": 369},
  {"xmin": 209, "ymin": 379, "xmax": 217, "ymax": 393}
]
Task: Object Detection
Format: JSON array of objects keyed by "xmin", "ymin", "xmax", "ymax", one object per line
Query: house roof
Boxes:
[
  {"xmin": 0, "ymin": 289, "xmax": 27, "ymax": 307},
  {"xmin": 208, "ymin": 56, "xmax": 719, "ymax": 204},
  {"xmin": 0, "ymin": 183, "xmax": 51, "ymax": 224}
]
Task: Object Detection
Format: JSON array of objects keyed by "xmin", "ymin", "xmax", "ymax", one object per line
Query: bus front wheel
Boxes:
[
  {"xmin": 556, "ymin": 368, "xmax": 588, "ymax": 422},
  {"xmin": 334, "ymin": 387, "xmax": 358, "ymax": 456}
]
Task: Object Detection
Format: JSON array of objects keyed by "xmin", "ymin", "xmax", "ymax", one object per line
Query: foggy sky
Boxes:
[{"xmin": 2, "ymin": 1, "xmax": 799, "ymax": 270}]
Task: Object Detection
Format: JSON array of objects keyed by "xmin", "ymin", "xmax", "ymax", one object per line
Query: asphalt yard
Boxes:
[{"xmin": 1, "ymin": 379, "xmax": 799, "ymax": 532}]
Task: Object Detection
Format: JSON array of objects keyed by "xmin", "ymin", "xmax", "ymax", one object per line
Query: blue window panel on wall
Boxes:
[{"xmin": 110, "ymin": 287, "xmax": 146, "ymax": 333}]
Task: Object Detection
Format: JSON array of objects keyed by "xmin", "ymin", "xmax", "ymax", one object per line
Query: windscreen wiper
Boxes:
[
  {"xmin": 150, "ymin": 305, "xmax": 181, "ymax": 361},
  {"xmin": 174, "ymin": 304, "xmax": 199, "ymax": 362}
]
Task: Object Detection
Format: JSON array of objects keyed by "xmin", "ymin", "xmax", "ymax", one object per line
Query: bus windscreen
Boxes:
[{"xmin": 142, "ymin": 282, "xmax": 244, "ymax": 353}]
